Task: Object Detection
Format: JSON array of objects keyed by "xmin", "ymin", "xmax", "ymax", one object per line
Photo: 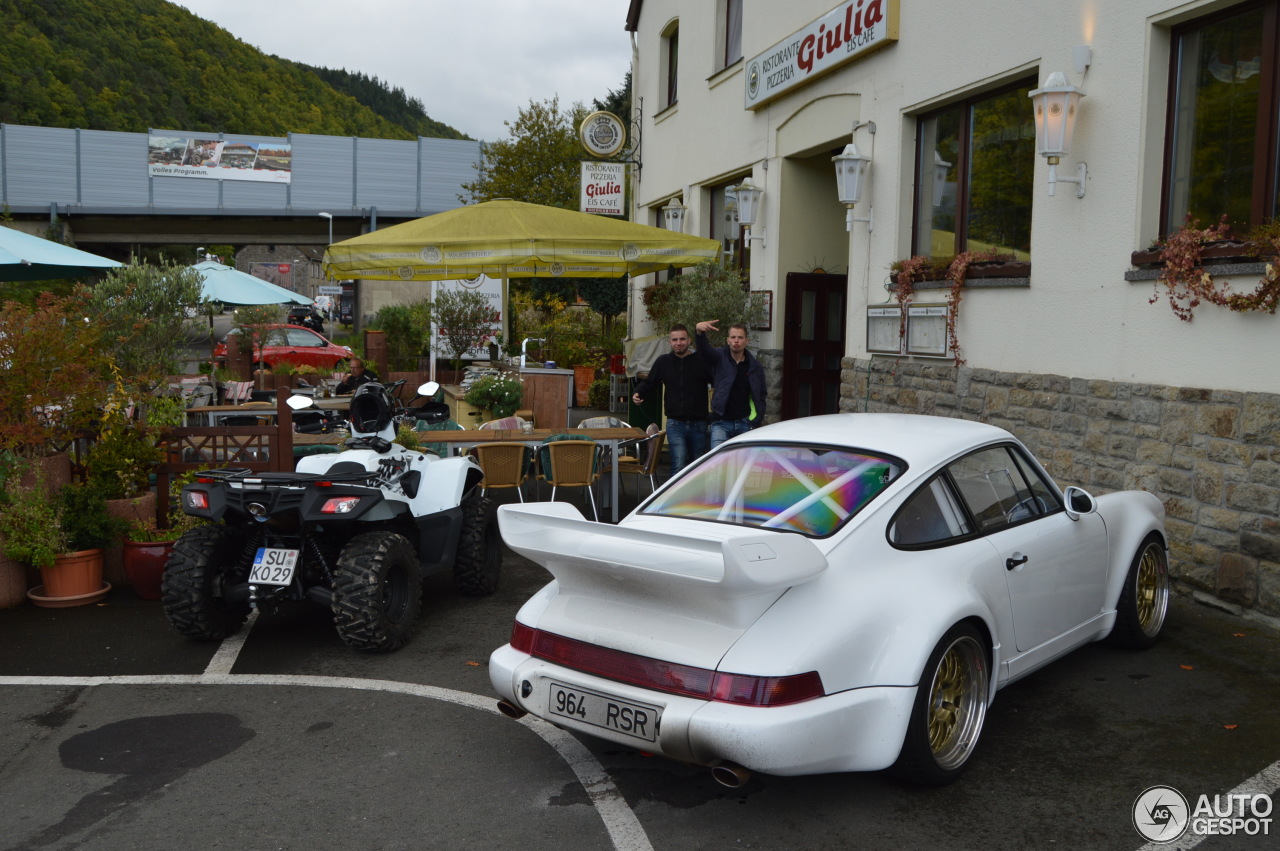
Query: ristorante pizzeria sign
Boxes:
[{"xmin": 744, "ymin": 0, "xmax": 898, "ymax": 109}]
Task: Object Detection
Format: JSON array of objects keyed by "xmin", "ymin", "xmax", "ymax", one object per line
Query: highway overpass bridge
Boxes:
[{"xmin": 0, "ymin": 123, "xmax": 481, "ymax": 257}]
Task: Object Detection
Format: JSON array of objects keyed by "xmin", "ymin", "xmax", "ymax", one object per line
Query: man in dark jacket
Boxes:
[
  {"xmin": 695, "ymin": 319, "xmax": 766, "ymax": 449},
  {"xmin": 336, "ymin": 357, "xmax": 379, "ymax": 395},
  {"xmin": 632, "ymin": 324, "xmax": 710, "ymax": 475}
]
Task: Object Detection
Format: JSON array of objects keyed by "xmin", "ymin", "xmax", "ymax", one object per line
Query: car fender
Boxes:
[
  {"xmin": 1093, "ymin": 489, "xmax": 1167, "ymax": 609},
  {"xmin": 717, "ymin": 533, "xmax": 1009, "ymax": 696}
]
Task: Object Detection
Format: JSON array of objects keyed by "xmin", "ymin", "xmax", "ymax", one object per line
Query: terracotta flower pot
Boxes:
[
  {"xmin": 122, "ymin": 540, "xmax": 174, "ymax": 601},
  {"xmin": 28, "ymin": 548, "xmax": 110, "ymax": 607}
]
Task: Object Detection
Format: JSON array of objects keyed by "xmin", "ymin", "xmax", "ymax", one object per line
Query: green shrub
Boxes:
[
  {"xmin": 588, "ymin": 378, "xmax": 610, "ymax": 409},
  {"xmin": 464, "ymin": 374, "xmax": 524, "ymax": 418}
]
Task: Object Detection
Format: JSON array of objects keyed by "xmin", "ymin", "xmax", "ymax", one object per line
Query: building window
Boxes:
[
  {"xmin": 710, "ymin": 179, "xmax": 744, "ymax": 272},
  {"xmin": 662, "ymin": 22, "xmax": 680, "ymax": 108},
  {"xmin": 912, "ymin": 77, "xmax": 1036, "ymax": 260},
  {"xmin": 721, "ymin": 0, "xmax": 743, "ymax": 69},
  {"xmin": 1164, "ymin": 2, "xmax": 1280, "ymax": 234}
]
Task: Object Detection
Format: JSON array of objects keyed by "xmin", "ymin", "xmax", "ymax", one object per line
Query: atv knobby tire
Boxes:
[
  {"xmin": 161, "ymin": 524, "xmax": 251, "ymax": 641},
  {"xmin": 453, "ymin": 494, "xmax": 501, "ymax": 596},
  {"xmin": 331, "ymin": 531, "xmax": 421, "ymax": 652}
]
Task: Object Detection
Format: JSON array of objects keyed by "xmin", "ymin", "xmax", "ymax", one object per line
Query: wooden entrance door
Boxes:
[{"xmin": 780, "ymin": 272, "xmax": 847, "ymax": 420}]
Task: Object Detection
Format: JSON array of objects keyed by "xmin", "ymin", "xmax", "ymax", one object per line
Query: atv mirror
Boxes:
[
  {"xmin": 286, "ymin": 394, "xmax": 314, "ymax": 411},
  {"xmin": 418, "ymin": 381, "xmax": 441, "ymax": 398}
]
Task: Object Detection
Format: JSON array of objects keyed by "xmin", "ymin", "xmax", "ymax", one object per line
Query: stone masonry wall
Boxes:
[{"xmin": 842, "ymin": 357, "xmax": 1280, "ymax": 618}]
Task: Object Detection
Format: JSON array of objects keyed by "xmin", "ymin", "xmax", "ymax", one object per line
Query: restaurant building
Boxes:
[{"xmin": 624, "ymin": 0, "xmax": 1280, "ymax": 618}]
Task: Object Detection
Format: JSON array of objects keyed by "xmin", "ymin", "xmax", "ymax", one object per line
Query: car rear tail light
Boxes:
[
  {"xmin": 320, "ymin": 496, "xmax": 362, "ymax": 514},
  {"xmin": 183, "ymin": 490, "xmax": 210, "ymax": 510},
  {"xmin": 509, "ymin": 622, "xmax": 824, "ymax": 707}
]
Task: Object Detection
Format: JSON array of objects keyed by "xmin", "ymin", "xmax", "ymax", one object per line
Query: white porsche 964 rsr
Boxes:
[{"xmin": 489, "ymin": 414, "xmax": 1169, "ymax": 786}]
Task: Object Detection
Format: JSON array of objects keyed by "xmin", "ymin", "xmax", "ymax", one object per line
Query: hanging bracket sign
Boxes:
[{"xmin": 580, "ymin": 161, "xmax": 625, "ymax": 215}]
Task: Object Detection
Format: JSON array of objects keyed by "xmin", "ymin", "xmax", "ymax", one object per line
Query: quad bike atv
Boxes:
[{"xmin": 161, "ymin": 381, "xmax": 500, "ymax": 652}]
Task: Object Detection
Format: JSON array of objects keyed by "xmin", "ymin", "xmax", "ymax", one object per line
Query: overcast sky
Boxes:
[{"xmin": 175, "ymin": 0, "xmax": 633, "ymax": 142}]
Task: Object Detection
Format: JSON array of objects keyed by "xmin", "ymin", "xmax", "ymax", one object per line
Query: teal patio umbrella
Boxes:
[
  {"xmin": 0, "ymin": 224, "xmax": 123, "ymax": 281},
  {"xmin": 191, "ymin": 260, "xmax": 314, "ymax": 306}
]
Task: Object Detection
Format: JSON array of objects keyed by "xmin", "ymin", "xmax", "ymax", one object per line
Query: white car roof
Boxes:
[{"xmin": 741, "ymin": 413, "xmax": 1015, "ymax": 465}]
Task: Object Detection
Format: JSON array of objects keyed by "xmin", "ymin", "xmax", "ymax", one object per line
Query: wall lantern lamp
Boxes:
[
  {"xmin": 732, "ymin": 177, "xmax": 766, "ymax": 247},
  {"xmin": 832, "ymin": 121, "xmax": 875, "ymax": 230},
  {"xmin": 1028, "ymin": 71, "xmax": 1086, "ymax": 198},
  {"xmin": 662, "ymin": 196, "xmax": 687, "ymax": 233}
]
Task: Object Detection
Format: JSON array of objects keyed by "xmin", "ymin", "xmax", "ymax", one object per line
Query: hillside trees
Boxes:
[{"xmin": 0, "ymin": 0, "xmax": 465, "ymax": 139}]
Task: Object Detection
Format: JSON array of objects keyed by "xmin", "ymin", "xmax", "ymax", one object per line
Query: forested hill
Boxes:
[{"xmin": 0, "ymin": 0, "xmax": 469, "ymax": 140}]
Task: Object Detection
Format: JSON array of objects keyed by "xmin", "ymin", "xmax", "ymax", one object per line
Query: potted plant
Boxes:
[
  {"xmin": 121, "ymin": 470, "xmax": 209, "ymax": 600},
  {"xmin": 465, "ymin": 374, "xmax": 524, "ymax": 419},
  {"xmin": 0, "ymin": 473, "xmax": 124, "ymax": 606},
  {"xmin": 85, "ymin": 409, "xmax": 165, "ymax": 586}
]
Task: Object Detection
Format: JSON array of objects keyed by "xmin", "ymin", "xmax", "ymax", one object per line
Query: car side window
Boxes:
[
  {"xmin": 948, "ymin": 446, "xmax": 1044, "ymax": 533},
  {"xmin": 1007, "ymin": 445, "xmax": 1062, "ymax": 517},
  {"xmin": 287, "ymin": 329, "xmax": 324, "ymax": 347},
  {"xmin": 890, "ymin": 477, "xmax": 973, "ymax": 547}
]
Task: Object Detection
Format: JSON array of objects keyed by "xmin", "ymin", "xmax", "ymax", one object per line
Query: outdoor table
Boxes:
[{"xmin": 186, "ymin": 396, "xmax": 351, "ymax": 426}]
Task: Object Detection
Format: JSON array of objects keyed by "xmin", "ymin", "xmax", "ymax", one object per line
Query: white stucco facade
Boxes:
[{"xmin": 625, "ymin": 0, "xmax": 1280, "ymax": 394}]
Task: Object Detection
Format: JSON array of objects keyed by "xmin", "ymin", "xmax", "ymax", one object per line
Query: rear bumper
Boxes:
[{"xmin": 489, "ymin": 644, "xmax": 915, "ymax": 775}]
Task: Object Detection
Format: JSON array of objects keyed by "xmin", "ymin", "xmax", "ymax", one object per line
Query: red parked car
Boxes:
[{"xmin": 214, "ymin": 324, "xmax": 352, "ymax": 371}]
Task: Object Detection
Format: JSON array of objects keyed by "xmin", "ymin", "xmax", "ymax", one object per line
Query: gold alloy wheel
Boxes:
[
  {"xmin": 1135, "ymin": 542, "xmax": 1170, "ymax": 637},
  {"xmin": 927, "ymin": 634, "xmax": 989, "ymax": 770}
]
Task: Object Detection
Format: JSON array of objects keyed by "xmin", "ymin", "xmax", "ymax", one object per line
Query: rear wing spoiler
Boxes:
[{"xmin": 498, "ymin": 502, "xmax": 828, "ymax": 628}]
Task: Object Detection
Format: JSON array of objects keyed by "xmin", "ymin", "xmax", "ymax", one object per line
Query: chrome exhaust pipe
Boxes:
[
  {"xmin": 710, "ymin": 761, "xmax": 751, "ymax": 788},
  {"xmin": 496, "ymin": 699, "xmax": 528, "ymax": 720}
]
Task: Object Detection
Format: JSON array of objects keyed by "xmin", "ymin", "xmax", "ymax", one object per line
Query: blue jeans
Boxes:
[
  {"xmin": 709, "ymin": 418, "xmax": 752, "ymax": 449},
  {"xmin": 665, "ymin": 418, "xmax": 708, "ymax": 476}
]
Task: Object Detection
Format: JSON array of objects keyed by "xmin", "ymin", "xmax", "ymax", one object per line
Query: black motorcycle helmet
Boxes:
[{"xmin": 347, "ymin": 382, "xmax": 393, "ymax": 434}]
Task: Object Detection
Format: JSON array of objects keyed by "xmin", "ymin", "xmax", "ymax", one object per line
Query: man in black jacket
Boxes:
[
  {"xmin": 695, "ymin": 319, "xmax": 766, "ymax": 449},
  {"xmin": 632, "ymin": 324, "xmax": 711, "ymax": 476}
]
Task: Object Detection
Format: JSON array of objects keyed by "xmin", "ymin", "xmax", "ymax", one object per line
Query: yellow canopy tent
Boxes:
[
  {"xmin": 322, "ymin": 198, "xmax": 721, "ymax": 280},
  {"xmin": 322, "ymin": 199, "xmax": 722, "ymax": 380}
]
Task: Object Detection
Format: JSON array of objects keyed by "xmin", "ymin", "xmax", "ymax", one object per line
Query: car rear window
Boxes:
[{"xmin": 641, "ymin": 443, "xmax": 904, "ymax": 537}]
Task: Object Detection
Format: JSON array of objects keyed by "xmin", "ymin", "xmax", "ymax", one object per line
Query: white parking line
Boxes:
[
  {"xmin": 0, "ymin": 669, "xmax": 654, "ymax": 851},
  {"xmin": 1135, "ymin": 760, "xmax": 1280, "ymax": 851},
  {"xmin": 202, "ymin": 609, "xmax": 258, "ymax": 675}
]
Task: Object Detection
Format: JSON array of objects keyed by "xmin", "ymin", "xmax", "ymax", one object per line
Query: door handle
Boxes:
[{"xmin": 1005, "ymin": 554, "xmax": 1029, "ymax": 571}]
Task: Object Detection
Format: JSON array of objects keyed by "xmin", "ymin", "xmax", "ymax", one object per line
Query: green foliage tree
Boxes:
[
  {"xmin": 0, "ymin": 0, "xmax": 466, "ymax": 140},
  {"xmin": 433, "ymin": 288, "xmax": 495, "ymax": 371},
  {"xmin": 370, "ymin": 299, "xmax": 434, "ymax": 370},
  {"xmin": 460, "ymin": 96, "xmax": 586, "ymax": 208},
  {"xmin": 233, "ymin": 303, "xmax": 287, "ymax": 368},
  {"xmin": 87, "ymin": 259, "xmax": 205, "ymax": 390},
  {"xmin": 645, "ymin": 262, "xmax": 766, "ymax": 347}
]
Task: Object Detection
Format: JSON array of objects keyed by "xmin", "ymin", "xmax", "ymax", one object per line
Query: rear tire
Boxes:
[
  {"xmin": 161, "ymin": 524, "xmax": 250, "ymax": 641},
  {"xmin": 1107, "ymin": 535, "xmax": 1169, "ymax": 649},
  {"xmin": 331, "ymin": 531, "xmax": 421, "ymax": 652},
  {"xmin": 890, "ymin": 623, "xmax": 990, "ymax": 785},
  {"xmin": 453, "ymin": 495, "xmax": 501, "ymax": 596}
]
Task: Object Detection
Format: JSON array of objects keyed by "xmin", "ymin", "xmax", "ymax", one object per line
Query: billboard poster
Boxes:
[
  {"xmin": 148, "ymin": 134, "xmax": 293, "ymax": 183},
  {"xmin": 580, "ymin": 161, "xmax": 625, "ymax": 215},
  {"xmin": 248, "ymin": 262, "xmax": 296, "ymax": 290}
]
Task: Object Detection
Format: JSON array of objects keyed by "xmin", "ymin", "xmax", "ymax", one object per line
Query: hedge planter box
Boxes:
[
  {"xmin": 1130, "ymin": 241, "xmax": 1259, "ymax": 268},
  {"xmin": 890, "ymin": 260, "xmax": 1031, "ymax": 285}
]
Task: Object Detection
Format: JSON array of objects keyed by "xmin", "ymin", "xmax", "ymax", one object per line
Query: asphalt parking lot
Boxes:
[{"xmin": 2, "ymin": 500, "xmax": 1279, "ymax": 850}]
